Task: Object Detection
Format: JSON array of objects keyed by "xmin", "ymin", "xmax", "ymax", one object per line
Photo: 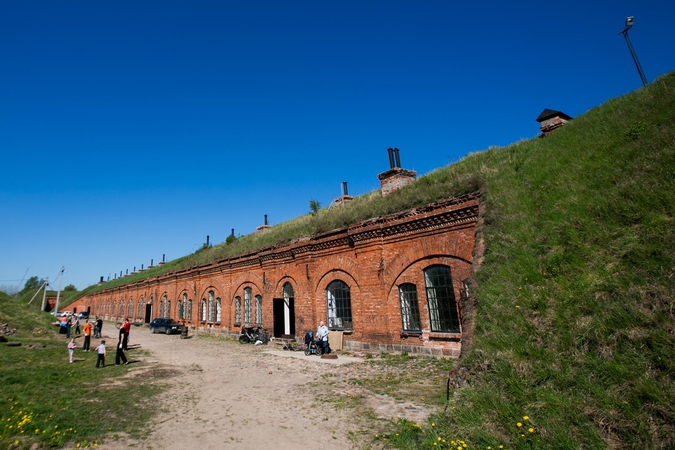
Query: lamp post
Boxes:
[{"xmin": 618, "ymin": 16, "xmax": 648, "ymax": 87}]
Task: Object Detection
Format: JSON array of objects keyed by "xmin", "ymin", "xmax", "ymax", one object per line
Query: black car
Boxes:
[{"xmin": 149, "ymin": 318, "xmax": 182, "ymax": 335}]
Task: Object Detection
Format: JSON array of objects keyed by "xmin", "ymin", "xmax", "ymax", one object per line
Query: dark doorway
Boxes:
[
  {"xmin": 144, "ymin": 304, "xmax": 152, "ymax": 324},
  {"xmin": 273, "ymin": 298, "xmax": 295, "ymax": 338}
]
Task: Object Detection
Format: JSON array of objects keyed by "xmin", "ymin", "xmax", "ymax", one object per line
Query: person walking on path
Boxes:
[
  {"xmin": 66, "ymin": 315, "xmax": 73, "ymax": 339},
  {"xmin": 95, "ymin": 317, "xmax": 103, "ymax": 339},
  {"xmin": 82, "ymin": 320, "xmax": 93, "ymax": 351},
  {"xmin": 122, "ymin": 318, "xmax": 131, "ymax": 350},
  {"xmin": 317, "ymin": 320, "xmax": 330, "ymax": 355},
  {"xmin": 74, "ymin": 317, "xmax": 81, "ymax": 335},
  {"xmin": 115, "ymin": 323, "xmax": 128, "ymax": 365},
  {"xmin": 67, "ymin": 338, "xmax": 76, "ymax": 363},
  {"xmin": 95, "ymin": 340, "xmax": 106, "ymax": 368}
]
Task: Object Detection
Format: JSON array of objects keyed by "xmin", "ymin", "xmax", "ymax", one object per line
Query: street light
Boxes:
[{"xmin": 618, "ymin": 16, "xmax": 648, "ymax": 87}]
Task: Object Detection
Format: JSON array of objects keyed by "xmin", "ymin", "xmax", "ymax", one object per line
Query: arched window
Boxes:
[
  {"xmin": 112, "ymin": 301, "xmax": 116, "ymax": 317},
  {"xmin": 244, "ymin": 288, "xmax": 252, "ymax": 324},
  {"xmin": 188, "ymin": 299, "xmax": 193, "ymax": 321},
  {"xmin": 128, "ymin": 300, "xmax": 134, "ymax": 318},
  {"xmin": 282, "ymin": 282, "xmax": 294, "ymax": 300},
  {"xmin": 398, "ymin": 283, "xmax": 421, "ymax": 331},
  {"xmin": 326, "ymin": 280, "xmax": 352, "ymax": 329},
  {"xmin": 234, "ymin": 296, "xmax": 241, "ymax": 324},
  {"xmin": 423, "ymin": 265, "xmax": 460, "ymax": 333},
  {"xmin": 200, "ymin": 299, "xmax": 207, "ymax": 322},
  {"xmin": 163, "ymin": 295, "xmax": 168, "ymax": 318},
  {"xmin": 255, "ymin": 295, "xmax": 262, "ymax": 325},
  {"xmin": 216, "ymin": 298, "xmax": 222, "ymax": 323},
  {"xmin": 208, "ymin": 291, "xmax": 215, "ymax": 322},
  {"xmin": 166, "ymin": 300, "xmax": 171, "ymax": 319},
  {"xmin": 137, "ymin": 300, "xmax": 144, "ymax": 320}
]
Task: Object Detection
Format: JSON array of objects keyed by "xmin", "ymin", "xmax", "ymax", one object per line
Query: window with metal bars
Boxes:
[
  {"xmin": 188, "ymin": 299, "xmax": 193, "ymax": 321},
  {"xmin": 326, "ymin": 280, "xmax": 352, "ymax": 329},
  {"xmin": 244, "ymin": 288, "xmax": 252, "ymax": 324},
  {"xmin": 200, "ymin": 299, "xmax": 207, "ymax": 322},
  {"xmin": 216, "ymin": 298, "xmax": 221, "ymax": 322},
  {"xmin": 234, "ymin": 296, "xmax": 241, "ymax": 324},
  {"xmin": 423, "ymin": 265, "xmax": 460, "ymax": 333},
  {"xmin": 398, "ymin": 283, "xmax": 422, "ymax": 331},
  {"xmin": 208, "ymin": 291, "xmax": 215, "ymax": 322},
  {"xmin": 255, "ymin": 295, "xmax": 262, "ymax": 325}
]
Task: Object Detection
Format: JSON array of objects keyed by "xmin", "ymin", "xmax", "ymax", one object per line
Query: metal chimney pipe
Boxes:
[
  {"xmin": 394, "ymin": 147, "xmax": 401, "ymax": 168},
  {"xmin": 133, "ymin": 266, "xmax": 136, "ymax": 272},
  {"xmin": 151, "ymin": 259, "xmax": 154, "ymax": 266},
  {"xmin": 206, "ymin": 235, "xmax": 210, "ymax": 247},
  {"xmin": 162, "ymin": 254, "xmax": 166, "ymax": 262},
  {"xmin": 264, "ymin": 214, "xmax": 268, "ymax": 226},
  {"xmin": 100, "ymin": 276, "xmax": 104, "ymax": 283},
  {"xmin": 343, "ymin": 181, "xmax": 348, "ymax": 196},
  {"xmin": 141, "ymin": 264, "xmax": 144, "ymax": 270},
  {"xmin": 387, "ymin": 148, "xmax": 394, "ymax": 169}
]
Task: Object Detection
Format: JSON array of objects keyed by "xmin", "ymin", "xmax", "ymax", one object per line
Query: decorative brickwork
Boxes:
[{"xmin": 70, "ymin": 193, "xmax": 480, "ymax": 358}]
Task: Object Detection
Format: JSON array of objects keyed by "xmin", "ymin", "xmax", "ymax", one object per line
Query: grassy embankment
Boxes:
[{"xmin": 0, "ymin": 291, "xmax": 167, "ymax": 449}]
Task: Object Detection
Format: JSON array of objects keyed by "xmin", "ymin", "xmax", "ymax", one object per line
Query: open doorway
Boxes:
[{"xmin": 273, "ymin": 298, "xmax": 295, "ymax": 337}]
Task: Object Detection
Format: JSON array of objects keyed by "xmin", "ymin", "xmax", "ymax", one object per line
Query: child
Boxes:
[
  {"xmin": 95, "ymin": 340, "xmax": 106, "ymax": 368},
  {"xmin": 67, "ymin": 338, "xmax": 76, "ymax": 363}
]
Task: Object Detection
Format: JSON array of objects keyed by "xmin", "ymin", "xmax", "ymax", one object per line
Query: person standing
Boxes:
[
  {"xmin": 82, "ymin": 320, "xmax": 93, "ymax": 351},
  {"xmin": 95, "ymin": 317, "xmax": 103, "ymax": 339},
  {"xmin": 66, "ymin": 315, "xmax": 73, "ymax": 339},
  {"xmin": 115, "ymin": 323, "xmax": 128, "ymax": 365},
  {"xmin": 122, "ymin": 318, "xmax": 131, "ymax": 350},
  {"xmin": 74, "ymin": 317, "xmax": 81, "ymax": 335},
  {"xmin": 67, "ymin": 338, "xmax": 76, "ymax": 363},
  {"xmin": 317, "ymin": 320, "xmax": 330, "ymax": 355},
  {"xmin": 95, "ymin": 340, "xmax": 106, "ymax": 368}
]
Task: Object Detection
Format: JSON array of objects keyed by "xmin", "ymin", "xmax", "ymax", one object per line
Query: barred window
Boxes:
[
  {"xmin": 208, "ymin": 291, "xmax": 215, "ymax": 322},
  {"xmin": 255, "ymin": 295, "xmax": 262, "ymax": 325},
  {"xmin": 200, "ymin": 299, "xmax": 207, "ymax": 322},
  {"xmin": 399, "ymin": 283, "xmax": 422, "ymax": 331},
  {"xmin": 234, "ymin": 296, "xmax": 241, "ymax": 324},
  {"xmin": 326, "ymin": 280, "xmax": 352, "ymax": 329},
  {"xmin": 118, "ymin": 302, "xmax": 124, "ymax": 318},
  {"xmin": 128, "ymin": 301, "xmax": 134, "ymax": 318},
  {"xmin": 188, "ymin": 299, "xmax": 192, "ymax": 321},
  {"xmin": 424, "ymin": 265, "xmax": 460, "ymax": 333},
  {"xmin": 216, "ymin": 298, "xmax": 222, "ymax": 322},
  {"xmin": 137, "ymin": 300, "xmax": 144, "ymax": 320},
  {"xmin": 163, "ymin": 295, "xmax": 168, "ymax": 318},
  {"xmin": 244, "ymin": 288, "xmax": 252, "ymax": 324}
]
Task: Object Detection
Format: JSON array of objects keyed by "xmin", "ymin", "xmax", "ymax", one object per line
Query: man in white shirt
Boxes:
[{"xmin": 317, "ymin": 321, "xmax": 330, "ymax": 355}]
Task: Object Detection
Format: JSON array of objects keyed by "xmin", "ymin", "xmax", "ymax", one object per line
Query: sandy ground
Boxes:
[{"xmin": 97, "ymin": 324, "xmax": 368, "ymax": 450}]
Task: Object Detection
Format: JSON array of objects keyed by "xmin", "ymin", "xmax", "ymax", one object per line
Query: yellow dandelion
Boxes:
[
  {"xmin": 529, "ymin": 428, "xmax": 534, "ymax": 433},
  {"xmin": 499, "ymin": 446, "xmax": 504, "ymax": 449},
  {"xmin": 432, "ymin": 422, "xmax": 436, "ymax": 427},
  {"xmin": 517, "ymin": 422, "xmax": 522, "ymax": 427},
  {"xmin": 438, "ymin": 436, "xmax": 442, "ymax": 441},
  {"xmin": 521, "ymin": 434, "xmax": 525, "ymax": 437},
  {"xmin": 395, "ymin": 433, "xmax": 399, "ymax": 437},
  {"xmin": 523, "ymin": 416, "xmax": 529, "ymax": 421}
]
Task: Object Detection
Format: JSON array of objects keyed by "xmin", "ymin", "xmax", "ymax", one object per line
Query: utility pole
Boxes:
[
  {"xmin": 40, "ymin": 280, "xmax": 49, "ymax": 311},
  {"xmin": 618, "ymin": 16, "xmax": 648, "ymax": 87},
  {"xmin": 53, "ymin": 266, "xmax": 65, "ymax": 314}
]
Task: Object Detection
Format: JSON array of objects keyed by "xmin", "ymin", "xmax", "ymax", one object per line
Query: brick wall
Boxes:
[{"xmin": 71, "ymin": 194, "xmax": 480, "ymax": 358}]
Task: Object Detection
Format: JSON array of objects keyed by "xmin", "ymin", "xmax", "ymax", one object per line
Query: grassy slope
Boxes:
[{"xmin": 409, "ymin": 73, "xmax": 674, "ymax": 449}]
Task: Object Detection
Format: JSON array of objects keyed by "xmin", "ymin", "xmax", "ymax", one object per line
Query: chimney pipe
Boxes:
[
  {"xmin": 162, "ymin": 254, "xmax": 165, "ymax": 262},
  {"xmin": 100, "ymin": 276, "xmax": 104, "ymax": 283},
  {"xmin": 231, "ymin": 228, "xmax": 235, "ymax": 237},
  {"xmin": 394, "ymin": 147, "xmax": 401, "ymax": 168},
  {"xmin": 387, "ymin": 148, "xmax": 394, "ymax": 169},
  {"xmin": 264, "ymin": 214, "xmax": 268, "ymax": 226},
  {"xmin": 342, "ymin": 181, "xmax": 348, "ymax": 196},
  {"xmin": 141, "ymin": 264, "xmax": 144, "ymax": 270},
  {"xmin": 133, "ymin": 266, "xmax": 136, "ymax": 272},
  {"xmin": 151, "ymin": 259, "xmax": 153, "ymax": 266},
  {"xmin": 206, "ymin": 235, "xmax": 210, "ymax": 247}
]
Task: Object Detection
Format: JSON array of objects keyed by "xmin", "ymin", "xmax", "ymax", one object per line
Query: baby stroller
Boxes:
[{"xmin": 303, "ymin": 331, "xmax": 322, "ymax": 356}]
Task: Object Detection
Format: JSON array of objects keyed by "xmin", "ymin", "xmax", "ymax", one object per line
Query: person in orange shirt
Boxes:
[{"xmin": 82, "ymin": 320, "xmax": 94, "ymax": 351}]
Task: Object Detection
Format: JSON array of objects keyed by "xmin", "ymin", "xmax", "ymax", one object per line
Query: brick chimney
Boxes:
[
  {"xmin": 536, "ymin": 109, "xmax": 572, "ymax": 136},
  {"xmin": 377, "ymin": 148, "xmax": 416, "ymax": 197},
  {"xmin": 333, "ymin": 181, "xmax": 353, "ymax": 206},
  {"xmin": 257, "ymin": 214, "xmax": 272, "ymax": 232}
]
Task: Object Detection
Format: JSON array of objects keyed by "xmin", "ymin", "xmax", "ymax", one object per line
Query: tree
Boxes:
[
  {"xmin": 19, "ymin": 276, "xmax": 41, "ymax": 295},
  {"xmin": 309, "ymin": 199, "xmax": 321, "ymax": 215},
  {"xmin": 64, "ymin": 284, "xmax": 77, "ymax": 292}
]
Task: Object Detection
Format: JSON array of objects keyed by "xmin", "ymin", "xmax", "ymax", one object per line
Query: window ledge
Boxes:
[
  {"xmin": 400, "ymin": 330, "xmax": 423, "ymax": 338},
  {"xmin": 329, "ymin": 328, "xmax": 353, "ymax": 334},
  {"xmin": 234, "ymin": 322, "xmax": 241, "ymax": 327},
  {"xmin": 429, "ymin": 332, "xmax": 462, "ymax": 341}
]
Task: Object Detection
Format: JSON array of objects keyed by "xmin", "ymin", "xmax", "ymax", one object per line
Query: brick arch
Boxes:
[
  {"xmin": 230, "ymin": 273, "xmax": 263, "ymax": 301},
  {"xmin": 385, "ymin": 255, "xmax": 467, "ymax": 297},
  {"xmin": 312, "ymin": 255, "xmax": 361, "ymax": 295},
  {"xmin": 314, "ymin": 269, "xmax": 359, "ymax": 296},
  {"xmin": 384, "ymin": 238, "xmax": 471, "ymax": 285},
  {"xmin": 274, "ymin": 276, "xmax": 299, "ymax": 297}
]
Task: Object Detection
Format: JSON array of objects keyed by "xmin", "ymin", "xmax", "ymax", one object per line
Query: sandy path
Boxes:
[{"xmin": 101, "ymin": 324, "xmax": 362, "ymax": 450}]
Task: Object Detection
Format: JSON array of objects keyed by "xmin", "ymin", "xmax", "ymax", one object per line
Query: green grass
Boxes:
[{"xmin": 0, "ymin": 293, "xmax": 168, "ymax": 449}]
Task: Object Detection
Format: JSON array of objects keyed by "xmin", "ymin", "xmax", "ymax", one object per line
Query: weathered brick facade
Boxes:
[{"xmin": 70, "ymin": 193, "xmax": 480, "ymax": 358}]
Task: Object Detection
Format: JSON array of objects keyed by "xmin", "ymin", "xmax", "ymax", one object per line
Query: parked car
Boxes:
[
  {"xmin": 77, "ymin": 312, "xmax": 89, "ymax": 319},
  {"xmin": 149, "ymin": 318, "xmax": 182, "ymax": 335}
]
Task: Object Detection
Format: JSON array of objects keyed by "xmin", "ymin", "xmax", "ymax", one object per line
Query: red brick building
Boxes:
[{"xmin": 69, "ymin": 192, "xmax": 480, "ymax": 358}]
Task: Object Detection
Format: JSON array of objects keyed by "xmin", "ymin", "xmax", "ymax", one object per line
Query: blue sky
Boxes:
[{"xmin": 1, "ymin": 1, "xmax": 673, "ymax": 291}]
